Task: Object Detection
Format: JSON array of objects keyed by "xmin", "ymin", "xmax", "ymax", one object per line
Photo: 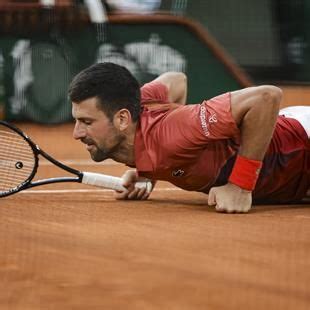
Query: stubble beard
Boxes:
[
  {"xmin": 90, "ymin": 146, "xmax": 110, "ymax": 162},
  {"xmin": 89, "ymin": 136, "xmax": 125, "ymax": 162}
]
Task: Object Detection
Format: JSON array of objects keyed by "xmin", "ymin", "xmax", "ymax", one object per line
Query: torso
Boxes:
[{"xmin": 135, "ymin": 81, "xmax": 310, "ymax": 203}]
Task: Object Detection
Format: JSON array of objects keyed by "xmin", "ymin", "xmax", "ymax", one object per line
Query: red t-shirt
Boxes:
[{"xmin": 134, "ymin": 81, "xmax": 310, "ymax": 203}]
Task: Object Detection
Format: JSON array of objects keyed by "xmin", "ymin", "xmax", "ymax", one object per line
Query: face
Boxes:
[{"xmin": 72, "ymin": 98, "xmax": 123, "ymax": 162}]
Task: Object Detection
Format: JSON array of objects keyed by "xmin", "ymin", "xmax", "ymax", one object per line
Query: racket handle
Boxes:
[{"xmin": 82, "ymin": 172, "xmax": 153, "ymax": 192}]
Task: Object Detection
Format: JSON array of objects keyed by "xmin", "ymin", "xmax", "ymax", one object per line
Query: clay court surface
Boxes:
[{"xmin": 1, "ymin": 103, "xmax": 310, "ymax": 309}]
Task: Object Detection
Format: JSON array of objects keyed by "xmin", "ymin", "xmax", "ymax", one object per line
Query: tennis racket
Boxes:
[{"xmin": 0, "ymin": 121, "xmax": 152, "ymax": 198}]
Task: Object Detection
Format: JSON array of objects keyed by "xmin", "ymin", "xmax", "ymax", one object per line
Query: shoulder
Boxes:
[{"xmin": 140, "ymin": 81, "xmax": 169, "ymax": 104}]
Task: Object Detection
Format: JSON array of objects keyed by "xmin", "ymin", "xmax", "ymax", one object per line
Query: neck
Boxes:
[{"xmin": 110, "ymin": 122, "xmax": 137, "ymax": 166}]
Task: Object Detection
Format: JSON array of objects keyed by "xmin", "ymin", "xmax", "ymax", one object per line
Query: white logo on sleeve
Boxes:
[
  {"xmin": 200, "ymin": 103, "xmax": 217, "ymax": 137},
  {"xmin": 209, "ymin": 113, "xmax": 217, "ymax": 123}
]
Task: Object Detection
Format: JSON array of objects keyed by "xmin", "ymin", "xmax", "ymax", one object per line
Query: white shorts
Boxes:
[{"xmin": 279, "ymin": 106, "xmax": 310, "ymax": 138}]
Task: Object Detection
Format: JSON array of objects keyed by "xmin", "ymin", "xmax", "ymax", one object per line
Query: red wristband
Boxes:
[{"xmin": 228, "ymin": 155, "xmax": 262, "ymax": 191}]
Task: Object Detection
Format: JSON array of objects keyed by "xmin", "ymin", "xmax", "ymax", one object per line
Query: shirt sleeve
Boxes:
[
  {"xmin": 202, "ymin": 92, "xmax": 240, "ymax": 141},
  {"xmin": 140, "ymin": 81, "xmax": 169, "ymax": 105}
]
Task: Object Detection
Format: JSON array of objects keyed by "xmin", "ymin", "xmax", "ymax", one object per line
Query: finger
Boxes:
[
  {"xmin": 241, "ymin": 206, "xmax": 251, "ymax": 213},
  {"xmin": 114, "ymin": 189, "xmax": 129, "ymax": 200},
  {"xmin": 243, "ymin": 200, "xmax": 252, "ymax": 212},
  {"xmin": 141, "ymin": 191, "xmax": 150, "ymax": 200},
  {"xmin": 127, "ymin": 188, "xmax": 140, "ymax": 200},
  {"xmin": 226, "ymin": 208, "xmax": 236, "ymax": 214},
  {"xmin": 208, "ymin": 188, "xmax": 216, "ymax": 206},
  {"xmin": 135, "ymin": 187, "xmax": 147, "ymax": 200},
  {"xmin": 215, "ymin": 200, "xmax": 227, "ymax": 213},
  {"xmin": 215, "ymin": 204, "xmax": 226, "ymax": 212},
  {"xmin": 223, "ymin": 203, "xmax": 236, "ymax": 213},
  {"xmin": 122, "ymin": 170, "xmax": 138, "ymax": 188}
]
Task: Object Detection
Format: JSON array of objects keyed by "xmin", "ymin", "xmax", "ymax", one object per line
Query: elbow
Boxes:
[
  {"xmin": 173, "ymin": 72, "xmax": 187, "ymax": 87},
  {"xmin": 172, "ymin": 72, "xmax": 187, "ymax": 104},
  {"xmin": 180, "ymin": 72, "xmax": 187, "ymax": 83},
  {"xmin": 183, "ymin": 74, "xmax": 188, "ymax": 92},
  {"xmin": 180, "ymin": 72, "xmax": 188, "ymax": 103},
  {"xmin": 180, "ymin": 72, "xmax": 187, "ymax": 89},
  {"xmin": 260, "ymin": 85, "xmax": 282, "ymax": 111}
]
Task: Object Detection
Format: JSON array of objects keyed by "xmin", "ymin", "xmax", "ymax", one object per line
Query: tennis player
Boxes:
[{"xmin": 69, "ymin": 62, "xmax": 309, "ymax": 213}]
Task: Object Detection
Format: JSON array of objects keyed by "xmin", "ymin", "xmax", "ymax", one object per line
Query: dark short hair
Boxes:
[{"xmin": 69, "ymin": 62, "xmax": 141, "ymax": 122}]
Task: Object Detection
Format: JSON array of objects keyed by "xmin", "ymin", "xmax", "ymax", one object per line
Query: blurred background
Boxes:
[{"xmin": 0, "ymin": 0, "xmax": 309, "ymax": 123}]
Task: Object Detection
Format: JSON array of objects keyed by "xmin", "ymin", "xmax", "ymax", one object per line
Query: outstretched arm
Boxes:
[
  {"xmin": 208, "ymin": 85, "xmax": 282, "ymax": 213},
  {"xmin": 154, "ymin": 72, "xmax": 187, "ymax": 104}
]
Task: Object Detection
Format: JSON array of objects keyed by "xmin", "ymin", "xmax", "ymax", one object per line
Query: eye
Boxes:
[{"xmin": 83, "ymin": 120, "xmax": 92, "ymax": 125}]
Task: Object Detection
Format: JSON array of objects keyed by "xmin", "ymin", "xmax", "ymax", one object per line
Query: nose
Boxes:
[{"xmin": 73, "ymin": 121, "xmax": 86, "ymax": 140}]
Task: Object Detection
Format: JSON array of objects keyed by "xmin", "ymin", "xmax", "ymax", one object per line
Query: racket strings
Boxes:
[{"xmin": 0, "ymin": 125, "xmax": 35, "ymax": 194}]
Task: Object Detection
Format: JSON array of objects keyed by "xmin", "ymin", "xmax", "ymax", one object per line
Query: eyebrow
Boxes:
[{"xmin": 75, "ymin": 117, "xmax": 95, "ymax": 122}]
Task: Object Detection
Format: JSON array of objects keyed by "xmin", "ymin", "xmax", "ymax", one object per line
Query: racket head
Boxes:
[{"xmin": 0, "ymin": 121, "xmax": 38, "ymax": 197}]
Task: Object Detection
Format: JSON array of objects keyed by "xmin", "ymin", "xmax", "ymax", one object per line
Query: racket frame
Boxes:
[
  {"xmin": 0, "ymin": 120, "xmax": 83, "ymax": 197},
  {"xmin": 1, "ymin": 121, "xmax": 152, "ymax": 197}
]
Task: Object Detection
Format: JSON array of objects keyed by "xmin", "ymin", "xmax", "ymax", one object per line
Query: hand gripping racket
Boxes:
[{"xmin": 0, "ymin": 121, "xmax": 152, "ymax": 198}]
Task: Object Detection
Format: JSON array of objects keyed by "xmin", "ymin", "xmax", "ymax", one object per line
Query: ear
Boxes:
[{"xmin": 113, "ymin": 109, "xmax": 132, "ymax": 131}]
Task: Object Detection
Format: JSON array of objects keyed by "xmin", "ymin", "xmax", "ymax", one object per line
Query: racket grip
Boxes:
[{"xmin": 82, "ymin": 172, "xmax": 152, "ymax": 192}]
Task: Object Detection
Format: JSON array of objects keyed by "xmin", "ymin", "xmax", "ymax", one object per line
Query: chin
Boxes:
[
  {"xmin": 90, "ymin": 151, "xmax": 109, "ymax": 162},
  {"xmin": 91, "ymin": 156, "xmax": 103, "ymax": 162}
]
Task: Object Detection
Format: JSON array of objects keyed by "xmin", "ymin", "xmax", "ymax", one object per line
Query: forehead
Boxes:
[{"xmin": 72, "ymin": 97, "xmax": 106, "ymax": 119}]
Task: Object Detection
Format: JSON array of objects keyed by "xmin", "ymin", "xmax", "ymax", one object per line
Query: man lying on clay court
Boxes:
[{"xmin": 69, "ymin": 62, "xmax": 310, "ymax": 213}]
